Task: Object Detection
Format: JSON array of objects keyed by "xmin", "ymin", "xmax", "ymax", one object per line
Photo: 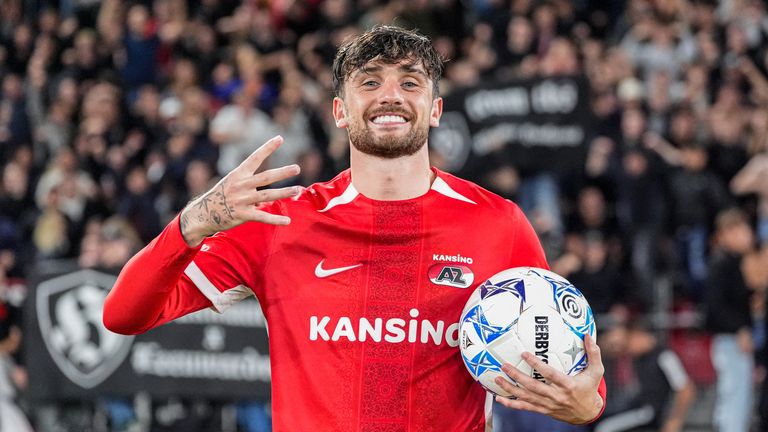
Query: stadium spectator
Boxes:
[
  {"xmin": 119, "ymin": 4, "xmax": 161, "ymax": 92},
  {"xmin": 0, "ymin": 73, "xmax": 30, "ymax": 152},
  {"xmin": 624, "ymin": 17, "xmax": 696, "ymax": 83},
  {"xmin": 706, "ymin": 83, "xmax": 750, "ymax": 184},
  {"xmin": 596, "ymin": 319, "xmax": 696, "ymax": 432},
  {"xmin": 0, "ymin": 306, "xmax": 32, "ymax": 432},
  {"xmin": 117, "ymin": 165, "xmax": 162, "ymax": 243},
  {"xmin": 666, "ymin": 142, "xmax": 731, "ymax": 298},
  {"xmin": 0, "ymin": 158, "xmax": 35, "ymax": 250},
  {"xmin": 34, "ymin": 147, "xmax": 96, "ymax": 227},
  {"xmin": 563, "ymin": 231, "xmax": 629, "ymax": 316},
  {"xmin": 495, "ymin": 16, "xmax": 536, "ymax": 79},
  {"xmin": 705, "ymin": 207, "xmax": 756, "ymax": 432},
  {"xmin": 209, "ymin": 88, "xmax": 278, "ymax": 176},
  {"xmin": 566, "ymin": 186, "xmax": 622, "ymax": 256},
  {"xmin": 0, "ymin": 243, "xmax": 32, "ymax": 432},
  {"xmin": 731, "ymin": 149, "xmax": 768, "ymax": 245},
  {"xmin": 612, "ymin": 123, "xmax": 667, "ymax": 297}
]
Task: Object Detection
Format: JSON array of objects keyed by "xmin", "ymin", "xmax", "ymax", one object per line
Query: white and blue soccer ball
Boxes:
[{"xmin": 459, "ymin": 267, "xmax": 596, "ymax": 397}]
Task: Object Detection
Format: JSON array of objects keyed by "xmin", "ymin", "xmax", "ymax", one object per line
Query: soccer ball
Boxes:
[{"xmin": 459, "ymin": 267, "xmax": 596, "ymax": 397}]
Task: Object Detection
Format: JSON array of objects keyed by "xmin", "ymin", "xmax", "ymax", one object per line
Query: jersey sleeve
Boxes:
[
  {"xmin": 183, "ymin": 209, "xmax": 278, "ymax": 312},
  {"xmin": 103, "ymin": 214, "xmax": 213, "ymax": 334},
  {"xmin": 505, "ymin": 202, "xmax": 549, "ymax": 270},
  {"xmin": 103, "ymin": 206, "xmax": 279, "ymax": 335}
]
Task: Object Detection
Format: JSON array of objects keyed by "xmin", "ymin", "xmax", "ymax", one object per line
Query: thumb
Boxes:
[{"xmin": 583, "ymin": 333, "xmax": 604, "ymax": 380}]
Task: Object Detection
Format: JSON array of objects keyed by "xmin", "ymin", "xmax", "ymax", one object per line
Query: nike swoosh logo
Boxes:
[{"xmin": 315, "ymin": 260, "xmax": 362, "ymax": 278}]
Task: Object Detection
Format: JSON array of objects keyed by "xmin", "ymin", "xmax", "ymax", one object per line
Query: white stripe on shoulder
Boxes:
[
  {"xmin": 318, "ymin": 182, "xmax": 359, "ymax": 212},
  {"xmin": 184, "ymin": 261, "xmax": 255, "ymax": 313},
  {"xmin": 431, "ymin": 177, "xmax": 477, "ymax": 204}
]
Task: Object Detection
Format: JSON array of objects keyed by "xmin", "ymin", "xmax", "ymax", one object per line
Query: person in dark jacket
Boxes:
[
  {"xmin": 595, "ymin": 319, "xmax": 696, "ymax": 432},
  {"xmin": 704, "ymin": 207, "xmax": 755, "ymax": 432},
  {"xmin": 668, "ymin": 143, "xmax": 731, "ymax": 300}
]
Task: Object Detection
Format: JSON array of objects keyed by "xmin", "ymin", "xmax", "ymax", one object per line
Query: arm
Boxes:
[
  {"xmin": 739, "ymin": 57, "xmax": 768, "ymax": 105},
  {"xmin": 661, "ymin": 381, "xmax": 696, "ymax": 432},
  {"xmin": 103, "ymin": 136, "xmax": 300, "ymax": 334},
  {"xmin": 730, "ymin": 155, "xmax": 768, "ymax": 196},
  {"xmin": 497, "ymin": 204, "xmax": 607, "ymax": 424},
  {"xmin": 657, "ymin": 350, "xmax": 696, "ymax": 432},
  {"xmin": 102, "ymin": 214, "xmax": 208, "ymax": 334},
  {"xmin": 643, "ymin": 132, "xmax": 682, "ymax": 167}
]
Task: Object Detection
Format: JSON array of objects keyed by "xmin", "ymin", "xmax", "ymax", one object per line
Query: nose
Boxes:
[{"xmin": 379, "ymin": 79, "xmax": 404, "ymax": 105}]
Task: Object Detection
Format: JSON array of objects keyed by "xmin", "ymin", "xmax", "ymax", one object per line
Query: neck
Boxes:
[{"xmin": 349, "ymin": 144, "xmax": 435, "ymax": 200}]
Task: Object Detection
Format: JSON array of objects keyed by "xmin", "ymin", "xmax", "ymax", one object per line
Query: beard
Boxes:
[{"xmin": 348, "ymin": 106, "xmax": 429, "ymax": 159}]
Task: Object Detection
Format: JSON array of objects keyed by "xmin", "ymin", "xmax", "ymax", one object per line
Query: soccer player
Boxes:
[{"xmin": 103, "ymin": 26, "xmax": 606, "ymax": 431}]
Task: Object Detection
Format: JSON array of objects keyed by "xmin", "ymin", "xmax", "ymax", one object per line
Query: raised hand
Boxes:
[
  {"xmin": 493, "ymin": 334, "xmax": 605, "ymax": 424},
  {"xmin": 180, "ymin": 136, "xmax": 301, "ymax": 247}
]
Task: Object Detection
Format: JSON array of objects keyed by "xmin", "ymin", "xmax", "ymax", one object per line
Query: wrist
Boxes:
[
  {"xmin": 575, "ymin": 392, "xmax": 605, "ymax": 425},
  {"xmin": 180, "ymin": 208, "xmax": 213, "ymax": 247}
]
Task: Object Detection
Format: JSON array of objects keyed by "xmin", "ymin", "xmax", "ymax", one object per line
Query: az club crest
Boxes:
[
  {"xmin": 36, "ymin": 270, "xmax": 133, "ymax": 389},
  {"xmin": 428, "ymin": 263, "xmax": 475, "ymax": 288}
]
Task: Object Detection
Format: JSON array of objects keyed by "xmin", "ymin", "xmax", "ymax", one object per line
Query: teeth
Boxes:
[{"xmin": 372, "ymin": 115, "xmax": 406, "ymax": 124}]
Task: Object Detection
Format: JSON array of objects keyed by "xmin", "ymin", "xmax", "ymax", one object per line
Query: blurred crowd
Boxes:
[{"xmin": 2, "ymin": 0, "xmax": 768, "ymax": 430}]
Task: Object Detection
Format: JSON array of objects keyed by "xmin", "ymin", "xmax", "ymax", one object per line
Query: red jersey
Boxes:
[{"xmin": 104, "ymin": 168, "xmax": 602, "ymax": 431}]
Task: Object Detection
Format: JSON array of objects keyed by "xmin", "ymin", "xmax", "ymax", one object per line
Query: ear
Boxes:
[
  {"xmin": 333, "ymin": 97, "xmax": 349, "ymax": 128},
  {"xmin": 429, "ymin": 97, "xmax": 443, "ymax": 127}
]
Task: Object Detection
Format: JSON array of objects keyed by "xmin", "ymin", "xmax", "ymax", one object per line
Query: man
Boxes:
[
  {"xmin": 705, "ymin": 208, "xmax": 755, "ymax": 432},
  {"xmin": 596, "ymin": 320, "xmax": 696, "ymax": 432},
  {"xmin": 104, "ymin": 26, "xmax": 606, "ymax": 431}
]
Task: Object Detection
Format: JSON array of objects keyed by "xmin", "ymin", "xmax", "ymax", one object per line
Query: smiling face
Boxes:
[
  {"xmin": 331, "ymin": 26, "xmax": 444, "ymax": 159},
  {"xmin": 333, "ymin": 60, "xmax": 442, "ymax": 159}
]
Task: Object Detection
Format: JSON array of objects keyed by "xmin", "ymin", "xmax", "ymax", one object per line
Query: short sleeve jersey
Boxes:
[{"xmin": 182, "ymin": 168, "xmax": 548, "ymax": 432}]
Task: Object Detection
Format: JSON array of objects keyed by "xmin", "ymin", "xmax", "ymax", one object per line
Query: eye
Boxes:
[
  {"xmin": 402, "ymin": 81, "xmax": 418, "ymax": 88},
  {"xmin": 362, "ymin": 80, "xmax": 379, "ymax": 87}
]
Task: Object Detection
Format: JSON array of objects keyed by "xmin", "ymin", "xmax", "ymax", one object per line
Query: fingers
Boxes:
[
  {"xmin": 498, "ymin": 363, "xmax": 556, "ymax": 399},
  {"xmin": 583, "ymin": 334, "xmax": 605, "ymax": 379},
  {"xmin": 239, "ymin": 136, "xmax": 284, "ymax": 174},
  {"xmin": 519, "ymin": 352, "xmax": 568, "ymax": 386},
  {"xmin": 494, "ymin": 394, "xmax": 548, "ymax": 415},
  {"xmin": 493, "ymin": 375, "xmax": 556, "ymax": 416},
  {"xmin": 243, "ymin": 208, "xmax": 292, "ymax": 225},
  {"xmin": 245, "ymin": 164, "xmax": 301, "ymax": 188},
  {"xmin": 240, "ymin": 186, "xmax": 301, "ymax": 205}
]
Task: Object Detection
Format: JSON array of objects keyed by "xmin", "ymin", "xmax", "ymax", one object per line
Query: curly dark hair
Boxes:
[{"xmin": 332, "ymin": 25, "xmax": 444, "ymax": 98}]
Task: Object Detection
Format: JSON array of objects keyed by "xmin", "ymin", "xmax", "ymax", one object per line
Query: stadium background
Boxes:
[{"xmin": 1, "ymin": 0, "xmax": 767, "ymax": 430}]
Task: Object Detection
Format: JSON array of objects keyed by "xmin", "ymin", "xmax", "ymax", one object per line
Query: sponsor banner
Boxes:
[
  {"xmin": 430, "ymin": 76, "xmax": 591, "ymax": 175},
  {"xmin": 24, "ymin": 264, "xmax": 271, "ymax": 401}
]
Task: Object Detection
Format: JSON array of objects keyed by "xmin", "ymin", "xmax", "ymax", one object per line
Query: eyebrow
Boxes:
[{"xmin": 358, "ymin": 63, "xmax": 428, "ymax": 78}]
